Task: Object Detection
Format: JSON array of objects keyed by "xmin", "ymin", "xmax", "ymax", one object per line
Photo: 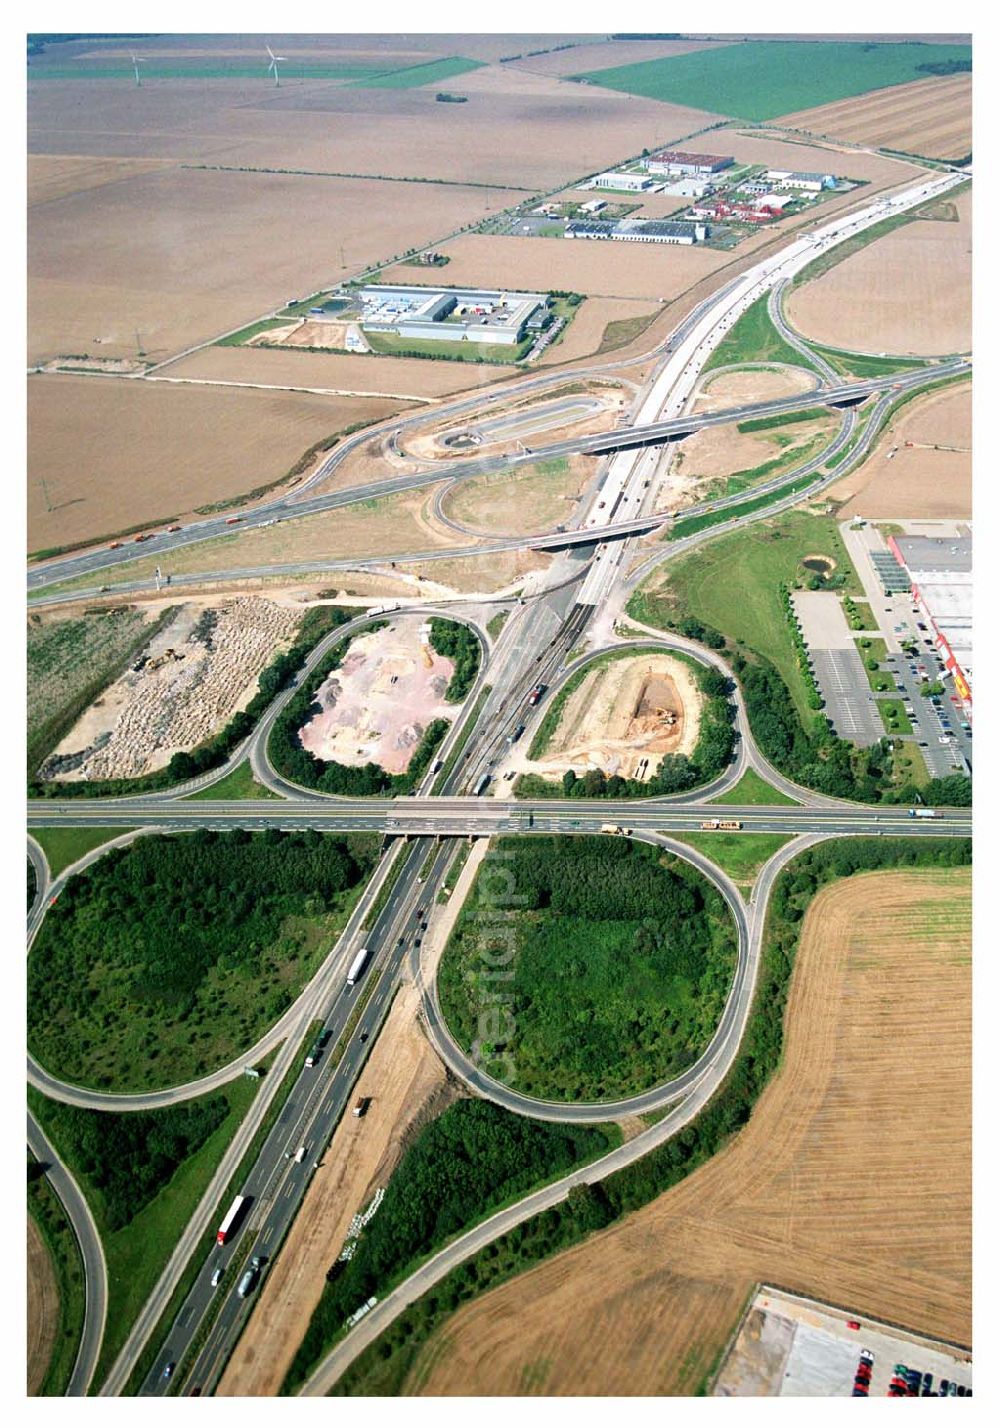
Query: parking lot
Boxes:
[
  {"xmin": 792, "ymin": 592, "xmax": 885, "ymax": 746},
  {"xmin": 714, "ymin": 1287, "xmax": 973, "ymax": 1397}
]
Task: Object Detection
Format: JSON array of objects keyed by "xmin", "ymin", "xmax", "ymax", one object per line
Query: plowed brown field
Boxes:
[
  {"xmin": 787, "ymin": 187, "xmax": 971, "ymax": 357},
  {"xmin": 27, "ymin": 376, "xmax": 409, "ymax": 551},
  {"xmin": 780, "ymin": 74, "xmax": 972, "ymax": 160},
  {"xmin": 409, "ymin": 867, "xmax": 971, "ymax": 1396},
  {"xmin": 828, "ymin": 380, "xmax": 971, "ymax": 518}
]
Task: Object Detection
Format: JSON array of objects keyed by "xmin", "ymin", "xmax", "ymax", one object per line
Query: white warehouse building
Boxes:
[
  {"xmin": 765, "ymin": 169, "xmax": 836, "ymax": 192},
  {"xmin": 591, "ymin": 171, "xmax": 654, "ymax": 192}
]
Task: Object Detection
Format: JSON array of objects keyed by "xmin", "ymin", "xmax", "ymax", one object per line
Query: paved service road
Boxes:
[{"xmin": 27, "ymin": 1110, "xmax": 108, "ymax": 1396}]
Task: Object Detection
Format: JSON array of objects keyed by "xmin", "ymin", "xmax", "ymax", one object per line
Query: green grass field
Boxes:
[
  {"xmin": 364, "ymin": 331, "xmax": 530, "ymax": 364},
  {"xmin": 879, "ymin": 699, "xmax": 913, "ymax": 735},
  {"xmin": 187, "ymin": 761, "xmax": 280, "ymax": 801},
  {"xmin": 32, "ymin": 826, "xmax": 137, "ymax": 879},
  {"xmin": 631, "ymin": 510, "xmax": 863, "ymax": 726},
  {"xmin": 574, "ymin": 40, "xmax": 971, "ymax": 121},
  {"xmin": 673, "ymin": 832, "xmax": 793, "ymax": 888},
  {"xmin": 709, "ymin": 768, "xmax": 798, "ymax": 806},
  {"xmin": 803, "ymin": 343, "xmax": 929, "ymax": 379},
  {"xmin": 703, "ymin": 295, "xmax": 817, "ymax": 374}
]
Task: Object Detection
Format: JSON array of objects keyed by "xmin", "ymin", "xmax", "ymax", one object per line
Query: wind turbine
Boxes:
[
  {"xmin": 131, "ymin": 53, "xmax": 146, "ymax": 86},
  {"xmin": 266, "ymin": 44, "xmax": 287, "ymax": 87}
]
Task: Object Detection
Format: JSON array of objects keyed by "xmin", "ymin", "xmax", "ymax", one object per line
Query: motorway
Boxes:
[{"xmin": 26, "ymin": 161, "xmax": 972, "ymax": 1398}]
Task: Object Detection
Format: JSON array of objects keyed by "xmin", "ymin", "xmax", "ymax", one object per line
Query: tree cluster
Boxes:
[{"xmin": 427, "ymin": 619, "xmax": 481, "ymax": 702}]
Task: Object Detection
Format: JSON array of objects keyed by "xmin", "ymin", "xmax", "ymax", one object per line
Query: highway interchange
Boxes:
[{"xmin": 27, "ymin": 160, "xmax": 971, "ymax": 1397}]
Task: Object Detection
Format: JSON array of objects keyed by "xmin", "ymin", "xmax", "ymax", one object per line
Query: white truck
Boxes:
[{"xmin": 347, "ymin": 948, "xmax": 370, "ymax": 987}]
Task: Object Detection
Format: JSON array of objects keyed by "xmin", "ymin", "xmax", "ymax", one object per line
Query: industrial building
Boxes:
[
  {"xmin": 565, "ymin": 217, "xmax": 706, "ymax": 245},
  {"xmin": 591, "ymin": 170, "xmax": 654, "ymax": 192},
  {"xmin": 888, "ymin": 533, "xmax": 973, "ymax": 704},
  {"xmin": 661, "ymin": 176, "xmax": 713, "ymax": 198},
  {"xmin": 357, "ymin": 284, "xmax": 548, "ymax": 346},
  {"xmin": 645, "ymin": 149, "xmax": 734, "ymax": 176},
  {"xmin": 765, "ymin": 169, "xmax": 837, "ymax": 191}
]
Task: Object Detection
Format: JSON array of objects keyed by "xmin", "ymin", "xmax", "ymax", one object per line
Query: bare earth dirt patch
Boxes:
[
  {"xmin": 27, "ymin": 375, "xmax": 408, "ymax": 552},
  {"xmin": 299, "ymin": 620, "xmax": 455, "ymax": 774},
  {"xmin": 691, "ymin": 365, "xmax": 818, "ymax": 412},
  {"xmin": 27, "ymin": 1214, "xmax": 60, "ymax": 1396},
  {"xmin": 779, "ymin": 74, "xmax": 972, "ymax": 161},
  {"xmin": 217, "ymin": 980, "xmax": 451, "ymax": 1397},
  {"xmin": 674, "ymin": 413, "xmax": 838, "ymax": 484},
  {"xmin": 531, "ymin": 653, "xmax": 702, "ymax": 782},
  {"xmin": 409, "ymin": 867, "xmax": 971, "ymax": 1395},
  {"xmin": 787, "ymin": 188, "xmax": 971, "ymax": 357},
  {"xmin": 442, "ymin": 456, "xmax": 593, "ymax": 536},
  {"xmin": 828, "ymin": 381, "xmax": 971, "ymax": 519}
]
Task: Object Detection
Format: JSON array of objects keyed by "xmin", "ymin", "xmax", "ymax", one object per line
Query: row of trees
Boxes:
[
  {"xmin": 332, "ymin": 835, "xmax": 971, "ymax": 1397},
  {"xmin": 284, "ymin": 1099, "xmax": 611, "ymax": 1391},
  {"xmin": 428, "ymin": 619, "xmax": 481, "ymax": 701}
]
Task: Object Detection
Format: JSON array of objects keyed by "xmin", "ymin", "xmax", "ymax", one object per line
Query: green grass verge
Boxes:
[
  {"xmin": 709, "ymin": 767, "xmax": 797, "ymax": 806},
  {"xmin": 855, "ymin": 635, "xmax": 888, "ymax": 663},
  {"xmin": 671, "ymin": 832, "xmax": 793, "ymax": 889},
  {"xmin": 187, "ymin": 761, "xmax": 281, "ymax": 801},
  {"xmin": 216, "ymin": 318, "xmax": 294, "ymax": 347},
  {"xmin": 29, "ymin": 1074, "xmax": 263, "ymax": 1393},
  {"xmin": 736, "ymin": 406, "xmax": 829, "ymax": 433},
  {"xmin": 28, "ymin": 1155, "xmax": 86, "ymax": 1395},
  {"xmin": 667, "ymin": 468, "xmax": 821, "ymax": 542},
  {"xmin": 486, "ymin": 611, "xmax": 509, "ymax": 640},
  {"xmin": 803, "ymin": 343, "xmax": 930, "ymax": 380},
  {"xmin": 634, "ymin": 510, "xmax": 863, "ymax": 726},
  {"xmin": 596, "ymin": 309, "xmax": 661, "ymax": 355},
  {"xmin": 703, "ymin": 296, "xmax": 818, "ymax": 374},
  {"xmin": 32, "ymin": 826, "xmax": 137, "ymax": 880},
  {"xmin": 364, "ymin": 331, "xmax": 531, "ymax": 364},
  {"xmin": 878, "ymin": 699, "xmax": 913, "ymax": 735},
  {"xmin": 572, "ymin": 40, "xmax": 970, "ymax": 121}
]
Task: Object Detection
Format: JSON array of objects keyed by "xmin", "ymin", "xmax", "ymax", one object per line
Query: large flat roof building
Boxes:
[
  {"xmin": 889, "ymin": 533, "xmax": 973, "ymax": 703},
  {"xmin": 358, "ymin": 284, "xmax": 548, "ymax": 346},
  {"xmin": 591, "ymin": 170, "xmax": 654, "ymax": 191},
  {"xmin": 645, "ymin": 149, "xmax": 734, "ymax": 176},
  {"xmin": 565, "ymin": 217, "xmax": 706, "ymax": 245}
]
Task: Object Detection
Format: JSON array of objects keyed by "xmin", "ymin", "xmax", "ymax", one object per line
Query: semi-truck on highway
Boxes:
[
  {"xmin": 346, "ymin": 948, "xmax": 370, "ymax": 987},
  {"xmin": 217, "ymin": 1194, "xmax": 246, "ymax": 1246},
  {"xmin": 305, "ymin": 1028, "xmax": 332, "ymax": 1068},
  {"xmin": 700, "ymin": 819, "xmax": 743, "ymax": 830},
  {"xmin": 908, "ymin": 808, "xmax": 942, "ymax": 819},
  {"xmin": 473, "ymin": 772, "xmax": 491, "ymax": 796},
  {"xmin": 600, "ymin": 824, "xmax": 632, "ymax": 836}
]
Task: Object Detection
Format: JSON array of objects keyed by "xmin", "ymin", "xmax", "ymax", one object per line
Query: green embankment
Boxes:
[
  {"xmin": 671, "ymin": 832, "xmax": 793, "ymax": 889},
  {"xmin": 187, "ymin": 761, "xmax": 281, "ymax": 801},
  {"xmin": 702, "ymin": 296, "xmax": 818, "ymax": 374},
  {"xmin": 709, "ymin": 768, "xmax": 797, "ymax": 806},
  {"xmin": 32, "ymin": 826, "xmax": 137, "ymax": 880}
]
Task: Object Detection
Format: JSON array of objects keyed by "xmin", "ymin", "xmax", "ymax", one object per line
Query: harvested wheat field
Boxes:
[
  {"xmin": 27, "ymin": 375, "xmax": 409, "ymax": 552},
  {"xmin": 691, "ymin": 365, "xmax": 819, "ymax": 413},
  {"xmin": 780, "ymin": 73, "xmax": 972, "ymax": 161},
  {"xmin": 27, "ymin": 1215, "xmax": 60, "ymax": 1396},
  {"xmin": 828, "ymin": 381, "xmax": 971, "ymax": 519},
  {"xmin": 218, "ymin": 980, "xmax": 454, "ymax": 1397},
  {"xmin": 396, "ymin": 548, "xmax": 550, "ymax": 595},
  {"xmin": 442, "ymin": 456, "xmax": 593, "ymax": 535},
  {"xmin": 787, "ymin": 188, "xmax": 971, "ymax": 357},
  {"xmin": 44, "ymin": 598, "xmax": 300, "ymax": 782},
  {"xmin": 28, "ymin": 167, "xmax": 523, "ymax": 364},
  {"xmin": 410, "ymin": 867, "xmax": 971, "ymax": 1396},
  {"xmin": 512, "ymin": 37, "xmax": 721, "ymax": 76},
  {"xmin": 533, "ymin": 653, "xmax": 702, "ymax": 782},
  {"xmin": 27, "ymin": 153, "xmax": 175, "ymax": 206},
  {"xmin": 539, "ymin": 299, "xmax": 661, "ymax": 366},
  {"xmin": 424, "ymin": 233, "xmax": 729, "ymax": 303},
  {"xmin": 164, "ymin": 343, "xmax": 505, "ymax": 400}
]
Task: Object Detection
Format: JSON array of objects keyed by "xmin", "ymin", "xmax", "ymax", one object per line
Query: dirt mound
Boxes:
[{"xmin": 27, "ymin": 1215, "xmax": 59, "ymax": 1395}]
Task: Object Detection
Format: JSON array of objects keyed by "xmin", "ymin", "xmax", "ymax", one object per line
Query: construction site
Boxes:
[
  {"xmin": 521, "ymin": 653, "xmax": 701, "ymax": 783},
  {"xmin": 297, "ymin": 621, "xmax": 456, "ymax": 774}
]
